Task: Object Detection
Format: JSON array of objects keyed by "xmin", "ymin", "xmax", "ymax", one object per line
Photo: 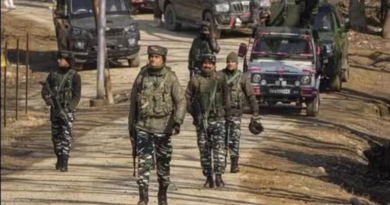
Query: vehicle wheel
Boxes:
[
  {"xmin": 329, "ymin": 75, "xmax": 341, "ymax": 92},
  {"xmin": 341, "ymin": 68, "xmax": 349, "ymax": 82},
  {"xmin": 128, "ymin": 54, "xmax": 140, "ymax": 68},
  {"xmin": 204, "ymin": 12, "xmax": 222, "ymax": 39},
  {"xmin": 164, "ymin": 4, "xmax": 182, "ymax": 31},
  {"xmin": 306, "ymin": 95, "xmax": 319, "ymax": 117}
]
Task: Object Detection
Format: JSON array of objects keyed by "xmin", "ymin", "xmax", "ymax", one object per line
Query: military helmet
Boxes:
[
  {"xmin": 249, "ymin": 118, "xmax": 264, "ymax": 135},
  {"xmin": 147, "ymin": 45, "xmax": 168, "ymax": 56},
  {"xmin": 200, "ymin": 54, "xmax": 216, "ymax": 64},
  {"xmin": 57, "ymin": 51, "xmax": 75, "ymax": 67}
]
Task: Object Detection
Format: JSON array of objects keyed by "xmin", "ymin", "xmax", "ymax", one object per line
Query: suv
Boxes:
[
  {"xmin": 158, "ymin": 0, "xmax": 255, "ymax": 38},
  {"xmin": 238, "ymin": 27, "xmax": 322, "ymax": 116},
  {"xmin": 53, "ymin": 0, "xmax": 141, "ymax": 68},
  {"xmin": 312, "ymin": 1, "xmax": 350, "ymax": 91}
]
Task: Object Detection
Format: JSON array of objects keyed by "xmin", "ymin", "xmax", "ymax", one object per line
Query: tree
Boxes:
[
  {"xmin": 349, "ymin": 0, "xmax": 367, "ymax": 31},
  {"xmin": 382, "ymin": 1, "xmax": 390, "ymax": 39}
]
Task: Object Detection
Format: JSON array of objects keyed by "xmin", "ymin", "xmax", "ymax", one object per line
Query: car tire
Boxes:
[
  {"xmin": 329, "ymin": 75, "xmax": 342, "ymax": 92},
  {"xmin": 306, "ymin": 95, "xmax": 319, "ymax": 117},
  {"xmin": 128, "ymin": 54, "xmax": 140, "ymax": 68},
  {"xmin": 204, "ymin": 12, "xmax": 222, "ymax": 39},
  {"xmin": 164, "ymin": 4, "xmax": 181, "ymax": 31}
]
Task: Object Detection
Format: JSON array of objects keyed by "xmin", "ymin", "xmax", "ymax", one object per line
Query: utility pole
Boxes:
[{"xmin": 90, "ymin": 0, "xmax": 114, "ymax": 106}]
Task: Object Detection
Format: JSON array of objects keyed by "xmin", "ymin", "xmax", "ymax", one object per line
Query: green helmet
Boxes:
[{"xmin": 200, "ymin": 54, "xmax": 216, "ymax": 64}]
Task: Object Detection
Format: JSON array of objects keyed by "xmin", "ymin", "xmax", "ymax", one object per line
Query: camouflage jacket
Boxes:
[
  {"xmin": 185, "ymin": 71, "xmax": 231, "ymax": 122},
  {"xmin": 220, "ymin": 69, "xmax": 259, "ymax": 116},
  {"xmin": 188, "ymin": 36, "xmax": 220, "ymax": 69},
  {"xmin": 128, "ymin": 65, "xmax": 186, "ymax": 135},
  {"xmin": 41, "ymin": 68, "xmax": 81, "ymax": 112}
]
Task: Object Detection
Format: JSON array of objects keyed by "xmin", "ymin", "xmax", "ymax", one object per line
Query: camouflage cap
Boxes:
[
  {"xmin": 147, "ymin": 45, "xmax": 168, "ymax": 56},
  {"xmin": 200, "ymin": 54, "xmax": 216, "ymax": 63}
]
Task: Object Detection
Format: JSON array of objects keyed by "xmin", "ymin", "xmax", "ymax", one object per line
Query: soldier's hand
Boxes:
[
  {"xmin": 44, "ymin": 96, "xmax": 52, "ymax": 106},
  {"xmin": 172, "ymin": 122, "xmax": 181, "ymax": 136}
]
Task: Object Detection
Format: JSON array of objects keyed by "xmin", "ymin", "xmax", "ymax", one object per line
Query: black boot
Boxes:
[
  {"xmin": 157, "ymin": 184, "xmax": 168, "ymax": 205},
  {"xmin": 55, "ymin": 155, "xmax": 60, "ymax": 170},
  {"xmin": 137, "ymin": 186, "xmax": 149, "ymax": 205},
  {"xmin": 203, "ymin": 175, "xmax": 214, "ymax": 188},
  {"xmin": 60, "ymin": 156, "xmax": 68, "ymax": 172},
  {"xmin": 230, "ymin": 157, "xmax": 240, "ymax": 173},
  {"xmin": 215, "ymin": 174, "xmax": 225, "ymax": 187}
]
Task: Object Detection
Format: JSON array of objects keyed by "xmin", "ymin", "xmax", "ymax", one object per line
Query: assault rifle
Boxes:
[
  {"xmin": 131, "ymin": 123, "xmax": 137, "ymax": 177},
  {"xmin": 191, "ymin": 98, "xmax": 212, "ymax": 150},
  {"xmin": 40, "ymin": 81, "xmax": 72, "ymax": 136}
]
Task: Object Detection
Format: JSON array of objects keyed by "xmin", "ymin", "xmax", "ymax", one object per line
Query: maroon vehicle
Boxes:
[{"xmin": 130, "ymin": 0, "xmax": 154, "ymax": 13}]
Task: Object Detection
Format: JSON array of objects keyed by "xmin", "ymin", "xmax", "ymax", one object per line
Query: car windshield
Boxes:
[
  {"xmin": 252, "ymin": 36, "xmax": 313, "ymax": 59},
  {"xmin": 71, "ymin": 0, "xmax": 129, "ymax": 17},
  {"xmin": 313, "ymin": 8, "xmax": 335, "ymax": 32}
]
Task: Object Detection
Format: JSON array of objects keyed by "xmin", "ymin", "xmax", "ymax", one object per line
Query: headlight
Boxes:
[
  {"xmin": 71, "ymin": 28, "xmax": 88, "ymax": 36},
  {"xmin": 128, "ymin": 38, "xmax": 137, "ymax": 46},
  {"xmin": 260, "ymin": 79, "xmax": 267, "ymax": 86},
  {"xmin": 295, "ymin": 81, "xmax": 301, "ymax": 87},
  {"xmin": 74, "ymin": 40, "xmax": 85, "ymax": 49},
  {"xmin": 215, "ymin": 3, "xmax": 229, "ymax": 12},
  {"xmin": 124, "ymin": 24, "xmax": 138, "ymax": 33},
  {"xmin": 325, "ymin": 43, "xmax": 334, "ymax": 54},
  {"xmin": 252, "ymin": 74, "xmax": 261, "ymax": 83},
  {"xmin": 259, "ymin": 0, "xmax": 271, "ymax": 8},
  {"xmin": 300, "ymin": 76, "xmax": 311, "ymax": 85}
]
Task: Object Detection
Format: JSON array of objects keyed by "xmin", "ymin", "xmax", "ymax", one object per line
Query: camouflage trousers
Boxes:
[
  {"xmin": 51, "ymin": 117, "xmax": 73, "ymax": 157},
  {"xmin": 227, "ymin": 117, "xmax": 242, "ymax": 159},
  {"xmin": 136, "ymin": 130, "xmax": 172, "ymax": 188},
  {"xmin": 196, "ymin": 120, "xmax": 227, "ymax": 176}
]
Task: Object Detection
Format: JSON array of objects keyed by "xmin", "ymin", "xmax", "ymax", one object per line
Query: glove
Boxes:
[{"xmin": 172, "ymin": 122, "xmax": 181, "ymax": 136}]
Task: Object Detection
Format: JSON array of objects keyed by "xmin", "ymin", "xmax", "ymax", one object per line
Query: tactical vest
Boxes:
[
  {"xmin": 136, "ymin": 67, "xmax": 174, "ymax": 122},
  {"xmin": 50, "ymin": 69, "xmax": 75, "ymax": 108},
  {"xmin": 226, "ymin": 71, "xmax": 244, "ymax": 109},
  {"xmin": 193, "ymin": 74, "xmax": 223, "ymax": 118},
  {"xmin": 193, "ymin": 38, "xmax": 213, "ymax": 67}
]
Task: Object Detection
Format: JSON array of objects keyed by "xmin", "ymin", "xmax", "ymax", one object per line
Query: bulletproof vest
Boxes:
[
  {"xmin": 193, "ymin": 74, "xmax": 223, "ymax": 118},
  {"xmin": 136, "ymin": 67, "xmax": 173, "ymax": 120},
  {"xmin": 226, "ymin": 71, "xmax": 244, "ymax": 109},
  {"xmin": 51, "ymin": 69, "xmax": 75, "ymax": 108},
  {"xmin": 193, "ymin": 38, "xmax": 213, "ymax": 67}
]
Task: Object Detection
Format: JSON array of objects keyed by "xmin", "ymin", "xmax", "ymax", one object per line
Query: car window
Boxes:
[
  {"xmin": 253, "ymin": 37, "xmax": 312, "ymax": 55},
  {"xmin": 313, "ymin": 7, "xmax": 335, "ymax": 32},
  {"xmin": 70, "ymin": 0, "xmax": 128, "ymax": 16}
]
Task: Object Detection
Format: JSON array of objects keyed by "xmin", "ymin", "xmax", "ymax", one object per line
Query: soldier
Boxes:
[
  {"xmin": 220, "ymin": 52, "xmax": 262, "ymax": 173},
  {"xmin": 185, "ymin": 54, "xmax": 231, "ymax": 188},
  {"xmin": 128, "ymin": 45, "xmax": 186, "ymax": 205},
  {"xmin": 188, "ymin": 21, "xmax": 220, "ymax": 77},
  {"xmin": 151, "ymin": 0, "xmax": 163, "ymax": 27},
  {"xmin": 41, "ymin": 52, "xmax": 81, "ymax": 172}
]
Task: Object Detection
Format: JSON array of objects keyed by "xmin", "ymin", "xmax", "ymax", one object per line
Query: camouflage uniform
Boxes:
[
  {"xmin": 188, "ymin": 21, "xmax": 220, "ymax": 77},
  {"xmin": 128, "ymin": 45, "xmax": 186, "ymax": 205},
  {"xmin": 220, "ymin": 52, "xmax": 259, "ymax": 173},
  {"xmin": 41, "ymin": 52, "xmax": 81, "ymax": 172},
  {"xmin": 185, "ymin": 54, "xmax": 231, "ymax": 188}
]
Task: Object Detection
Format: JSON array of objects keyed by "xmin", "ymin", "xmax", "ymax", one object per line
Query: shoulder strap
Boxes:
[
  {"xmin": 55, "ymin": 69, "xmax": 75, "ymax": 95},
  {"xmin": 227, "ymin": 71, "xmax": 242, "ymax": 84},
  {"xmin": 204, "ymin": 80, "xmax": 218, "ymax": 120}
]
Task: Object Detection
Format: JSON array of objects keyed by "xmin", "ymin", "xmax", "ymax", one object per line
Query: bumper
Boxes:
[
  {"xmin": 214, "ymin": 12, "xmax": 254, "ymax": 30},
  {"xmin": 71, "ymin": 46, "xmax": 140, "ymax": 63},
  {"xmin": 252, "ymin": 85, "xmax": 318, "ymax": 100},
  {"xmin": 131, "ymin": 0, "xmax": 154, "ymax": 9}
]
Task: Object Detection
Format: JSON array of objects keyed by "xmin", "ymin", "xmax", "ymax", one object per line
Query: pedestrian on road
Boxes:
[
  {"xmin": 41, "ymin": 52, "xmax": 81, "ymax": 172},
  {"xmin": 219, "ymin": 52, "xmax": 262, "ymax": 173},
  {"xmin": 128, "ymin": 45, "xmax": 186, "ymax": 205},
  {"xmin": 188, "ymin": 21, "xmax": 220, "ymax": 78},
  {"xmin": 3, "ymin": 0, "xmax": 16, "ymax": 9},
  {"xmin": 185, "ymin": 54, "xmax": 232, "ymax": 188}
]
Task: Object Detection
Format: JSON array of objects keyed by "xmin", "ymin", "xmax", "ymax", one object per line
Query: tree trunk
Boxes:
[
  {"xmin": 382, "ymin": 5, "xmax": 390, "ymax": 39},
  {"xmin": 349, "ymin": 0, "xmax": 367, "ymax": 31}
]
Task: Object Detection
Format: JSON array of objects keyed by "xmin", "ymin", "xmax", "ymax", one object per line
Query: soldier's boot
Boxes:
[
  {"xmin": 60, "ymin": 156, "xmax": 68, "ymax": 172},
  {"xmin": 215, "ymin": 174, "xmax": 225, "ymax": 188},
  {"xmin": 55, "ymin": 155, "xmax": 61, "ymax": 170},
  {"xmin": 203, "ymin": 175, "xmax": 214, "ymax": 188},
  {"xmin": 137, "ymin": 186, "xmax": 149, "ymax": 205},
  {"xmin": 157, "ymin": 184, "xmax": 168, "ymax": 205},
  {"xmin": 230, "ymin": 157, "xmax": 240, "ymax": 173}
]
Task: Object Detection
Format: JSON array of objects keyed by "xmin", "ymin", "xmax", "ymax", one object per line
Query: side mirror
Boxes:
[{"xmin": 238, "ymin": 43, "xmax": 247, "ymax": 57}]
